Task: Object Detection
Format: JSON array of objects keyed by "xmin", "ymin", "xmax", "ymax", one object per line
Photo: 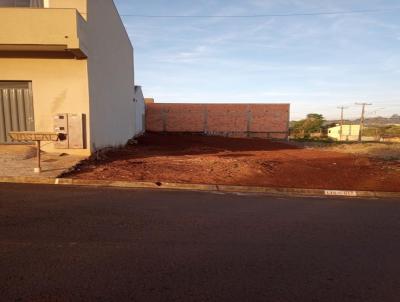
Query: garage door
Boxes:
[{"xmin": 0, "ymin": 82, "xmax": 35, "ymax": 144}]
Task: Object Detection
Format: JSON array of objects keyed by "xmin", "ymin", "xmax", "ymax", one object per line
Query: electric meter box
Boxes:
[
  {"xmin": 68, "ymin": 113, "xmax": 84, "ymax": 149},
  {"xmin": 54, "ymin": 113, "xmax": 68, "ymax": 149},
  {"xmin": 54, "ymin": 113, "xmax": 85, "ymax": 149}
]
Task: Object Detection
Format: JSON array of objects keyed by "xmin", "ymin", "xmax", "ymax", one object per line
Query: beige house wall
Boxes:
[
  {"xmin": 0, "ymin": 57, "xmax": 91, "ymax": 156},
  {"xmin": 48, "ymin": 0, "xmax": 87, "ymax": 19},
  {"xmin": 0, "ymin": 0, "xmax": 139, "ymax": 155},
  {"xmin": 0, "ymin": 8, "xmax": 87, "ymax": 56},
  {"xmin": 86, "ymin": 0, "xmax": 136, "ymax": 151}
]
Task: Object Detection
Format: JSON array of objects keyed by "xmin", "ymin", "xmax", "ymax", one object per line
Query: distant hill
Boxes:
[{"xmin": 326, "ymin": 114, "xmax": 400, "ymax": 126}]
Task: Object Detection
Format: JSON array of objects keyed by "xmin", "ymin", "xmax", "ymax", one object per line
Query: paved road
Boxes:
[{"xmin": 1, "ymin": 184, "xmax": 400, "ymax": 302}]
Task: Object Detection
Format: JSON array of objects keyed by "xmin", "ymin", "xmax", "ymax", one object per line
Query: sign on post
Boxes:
[{"xmin": 9, "ymin": 131, "xmax": 62, "ymax": 173}]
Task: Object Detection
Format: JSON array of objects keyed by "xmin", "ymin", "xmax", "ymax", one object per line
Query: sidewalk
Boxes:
[{"xmin": 0, "ymin": 145, "xmax": 85, "ymax": 178}]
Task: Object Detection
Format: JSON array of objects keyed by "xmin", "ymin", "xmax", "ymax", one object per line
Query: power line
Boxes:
[{"xmin": 120, "ymin": 8, "xmax": 400, "ymax": 18}]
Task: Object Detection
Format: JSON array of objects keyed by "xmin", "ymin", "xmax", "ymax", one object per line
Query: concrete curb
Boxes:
[{"xmin": 0, "ymin": 176, "xmax": 399, "ymax": 199}]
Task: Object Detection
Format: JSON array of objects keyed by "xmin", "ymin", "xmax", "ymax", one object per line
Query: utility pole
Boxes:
[
  {"xmin": 355, "ymin": 102, "xmax": 372, "ymax": 142},
  {"xmin": 337, "ymin": 106, "xmax": 348, "ymax": 141}
]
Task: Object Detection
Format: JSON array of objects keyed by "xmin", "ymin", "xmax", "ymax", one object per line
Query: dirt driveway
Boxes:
[{"xmin": 66, "ymin": 133, "xmax": 400, "ymax": 192}]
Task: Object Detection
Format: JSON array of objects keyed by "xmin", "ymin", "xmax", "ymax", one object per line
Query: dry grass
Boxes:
[
  {"xmin": 289, "ymin": 140, "xmax": 400, "ymax": 160},
  {"xmin": 326, "ymin": 143, "xmax": 400, "ymax": 160}
]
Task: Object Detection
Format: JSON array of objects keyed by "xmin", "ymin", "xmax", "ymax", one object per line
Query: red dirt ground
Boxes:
[{"xmin": 66, "ymin": 133, "xmax": 400, "ymax": 192}]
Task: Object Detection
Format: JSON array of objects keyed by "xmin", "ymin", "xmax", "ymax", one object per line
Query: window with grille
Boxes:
[{"xmin": 0, "ymin": 0, "xmax": 44, "ymax": 7}]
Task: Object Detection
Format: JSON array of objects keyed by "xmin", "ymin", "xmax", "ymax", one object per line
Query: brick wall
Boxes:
[{"xmin": 145, "ymin": 103, "xmax": 290, "ymax": 139}]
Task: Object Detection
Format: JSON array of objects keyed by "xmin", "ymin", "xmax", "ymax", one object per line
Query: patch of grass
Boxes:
[
  {"xmin": 327, "ymin": 143, "xmax": 400, "ymax": 160},
  {"xmin": 288, "ymin": 138, "xmax": 341, "ymax": 149},
  {"xmin": 289, "ymin": 139, "xmax": 400, "ymax": 160}
]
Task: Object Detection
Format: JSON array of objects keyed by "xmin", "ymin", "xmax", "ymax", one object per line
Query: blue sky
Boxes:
[{"xmin": 114, "ymin": 0, "xmax": 400, "ymax": 120}]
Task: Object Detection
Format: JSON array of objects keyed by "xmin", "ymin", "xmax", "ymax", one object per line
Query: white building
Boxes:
[{"xmin": 328, "ymin": 124, "xmax": 360, "ymax": 141}]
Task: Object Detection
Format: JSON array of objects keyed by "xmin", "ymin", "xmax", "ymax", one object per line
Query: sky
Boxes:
[{"xmin": 114, "ymin": 0, "xmax": 400, "ymax": 120}]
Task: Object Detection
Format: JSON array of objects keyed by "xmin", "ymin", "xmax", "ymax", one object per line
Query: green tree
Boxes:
[{"xmin": 292, "ymin": 113, "xmax": 325, "ymax": 138}]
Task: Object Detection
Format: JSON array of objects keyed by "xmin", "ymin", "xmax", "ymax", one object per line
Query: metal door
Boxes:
[{"xmin": 0, "ymin": 82, "xmax": 35, "ymax": 144}]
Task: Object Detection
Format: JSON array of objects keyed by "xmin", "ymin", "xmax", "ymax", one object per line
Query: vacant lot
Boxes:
[{"xmin": 66, "ymin": 133, "xmax": 400, "ymax": 192}]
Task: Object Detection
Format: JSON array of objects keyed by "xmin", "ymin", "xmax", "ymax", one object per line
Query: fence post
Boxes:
[
  {"xmin": 203, "ymin": 105, "xmax": 208, "ymax": 134},
  {"xmin": 162, "ymin": 107, "xmax": 167, "ymax": 132},
  {"xmin": 246, "ymin": 106, "xmax": 252, "ymax": 138}
]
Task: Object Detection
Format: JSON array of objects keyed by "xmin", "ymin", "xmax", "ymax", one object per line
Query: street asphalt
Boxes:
[{"xmin": 0, "ymin": 183, "xmax": 400, "ymax": 302}]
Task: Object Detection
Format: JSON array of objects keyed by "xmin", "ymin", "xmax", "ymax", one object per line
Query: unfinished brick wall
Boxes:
[{"xmin": 145, "ymin": 103, "xmax": 290, "ymax": 139}]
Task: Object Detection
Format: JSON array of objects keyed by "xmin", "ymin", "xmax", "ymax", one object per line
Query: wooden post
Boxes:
[
  {"xmin": 34, "ymin": 140, "xmax": 41, "ymax": 173},
  {"xmin": 337, "ymin": 106, "xmax": 348, "ymax": 142},
  {"xmin": 355, "ymin": 102, "xmax": 372, "ymax": 142},
  {"xmin": 339, "ymin": 108, "xmax": 344, "ymax": 141}
]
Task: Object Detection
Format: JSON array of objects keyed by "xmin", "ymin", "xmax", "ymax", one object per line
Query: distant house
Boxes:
[
  {"xmin": 0, "ymin": 0, "xmax": 144, "ymax": 155},
  {"xmin": 328, "ymin": 124, "xmax": 360, "ymax": 141}
]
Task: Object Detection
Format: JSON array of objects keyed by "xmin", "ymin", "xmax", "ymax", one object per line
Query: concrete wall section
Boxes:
[
  {"xmin": 134, "ymin": 85, "xmax": 145, "ymax": 136},
  {"xmin": 146, "ymin": 103, "xmax": 290, "ymax": 139},
  {"xmin": 86, "ymin": 0, "xmax": 135, "ymax": 151}
]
